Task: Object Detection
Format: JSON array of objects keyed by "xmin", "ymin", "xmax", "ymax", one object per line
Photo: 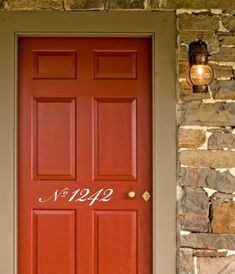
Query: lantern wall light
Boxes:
[{"xmin": 187, "ymin": 36, "xmax": 214, "ymax": 93}]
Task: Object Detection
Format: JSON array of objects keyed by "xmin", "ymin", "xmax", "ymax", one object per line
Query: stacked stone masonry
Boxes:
[
  {"xmin": 177, "ymin": 4, "xmax": 235, "ymax": 272},
  {"xmin": 2, "ymin": 0, "xmax": 235, "ymax": 273}
]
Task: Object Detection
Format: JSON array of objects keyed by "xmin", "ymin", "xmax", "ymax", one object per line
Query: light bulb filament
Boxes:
[{"xmin": 197, "ymin": 66, "xmax": 203, "ymax": 75}]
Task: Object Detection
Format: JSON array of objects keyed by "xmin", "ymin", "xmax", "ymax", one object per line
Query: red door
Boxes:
[{"xmin": 18, "ymin": 37, "xmax": 152, "ymax": 274}]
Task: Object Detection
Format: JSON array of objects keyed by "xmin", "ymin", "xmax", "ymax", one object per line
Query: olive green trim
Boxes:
[{"xmin": 0, "ymin": 11, "xmax": 176, "ymax": 274}]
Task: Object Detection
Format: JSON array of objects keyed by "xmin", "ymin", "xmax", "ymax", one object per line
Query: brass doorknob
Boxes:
[{"xmin": 127, "ymin": 191, "xmax": 136, "ymax": 199}]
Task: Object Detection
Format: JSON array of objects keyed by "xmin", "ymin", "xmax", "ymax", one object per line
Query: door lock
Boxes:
[{"xmin": 142, "ymin": 191, "xmax": 151, "ymax": 202}]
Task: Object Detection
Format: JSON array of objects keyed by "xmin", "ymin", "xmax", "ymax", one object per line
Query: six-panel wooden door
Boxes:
[{"xmin": 18, "ymin": 37, "xmax": 152, "ymax": 274}]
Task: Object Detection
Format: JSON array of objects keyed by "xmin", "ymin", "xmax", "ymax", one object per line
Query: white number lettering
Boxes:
[
  {"xmin": 38, "ymin": 188, "xmax": 69, "ymax": 203},
  {"xmin": 88, "ymin": 189, "xmax": 104, "ymax": 206},
  {"xmin": 38, "ymin": 187, "xmax": 114, "ymax": 204},
  {"xmin": 68, "ymin": 189, "xmax": 80, "ymax": 202},
  {"xmin": 75, "ymin": 188, "xmax": 90, "ymax": 202},
  {"xmin": 100, "ymin": 189, "xmax": 113, "ymax": 202}
]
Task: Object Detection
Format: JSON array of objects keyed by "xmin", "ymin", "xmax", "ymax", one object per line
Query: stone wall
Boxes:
[
  {"xmin": 2, "ymin": 0, "xmax": 235, "ymax": 273},
  {"xmin": 177, "ymin": 6, "xmax": 235, "ymax": 274}
]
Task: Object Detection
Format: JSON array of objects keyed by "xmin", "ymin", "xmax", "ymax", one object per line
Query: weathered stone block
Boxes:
[
  {"xmin": 211, "ymin": 47, "xmax": 235, "ymax": 62},
  {"xmin": 206, "ymin": 0, "xmax": 235, "ymax": 9},
  {"xmin": 193, "ymin": 249, "xmax": 227, "ymax": 257},
  {"xmin": 222, "ymin": 16, "xmax": 235, "ymax": 32},
  {"xmin": 212, "ymin": 192, "xmax": 234, "ymax": 200},
  {"xmin": 179, "ymin": 31, "xmax": 219, "ymax": 55},
  {"xmin": 181, "ymin": 233, "xmax": 235, "ymax": 249},
  {"xmin": 178, "ymin": 30, "xmax": 220, "ymax": 54},
  {"xmin": 179, "ymin": 61, "xmax": 189, "ymax": 79},
  {"xmin": 151, "ymin": 0, "xmax": 206, "ymax": 9},
  {"xmin": 178, "ymin": 102, "xmax": 235, "ymax": 127},
  {"xmin": 211, "ymin": 80, "xmax": 235, "ymax": 100},
  {"xmin": 180, "ymin": 150, "xmax": 235, "ymax": 168},
  {"xmin": 0, "ymin": 0, "xmax": 4, "ymax": 9},
  {"xmin": 178, "ymin": 30, "xmax": 220, "ymax": 57},
  {"xmin": 211, "ymin": 65, "xmax": 233, "ymax": 80},
  {"xmin": 197, "ymin": 256, "xmax": 235, "ymax": 274},
  {"xmin": 205, "ymin": 39, "xmax": 220, "ymax": 55},
  {"xmin": 178, "ymin": 81, "xmax": 210, "ymax": 101},
  {"xmin": 179, "ymin": 45, "xmax": 188, "ymax": 61},
  {"xmin": 208, "ymin": 128, "xmax": 231, "ymax": 134},
  {"xmin": 64, "ymin": 0, "xmax": 104, "ymax": 9},
  {"xmin": 179, "ymin": 31, "xmax": 214, "ymax": 45},
  {"xmin": 208, "ymin": 133, "xmax": 235, "ymax": 149},
  {"xmin": 180, "ymin": 168, "xmax": 235, "ymax": 193},
  {"xmin": 178, "ymin": 14, "xmax": 220, "ymax": 31},
  {"xmin": 178, "ymin": 248, "xmax": 194, "ymax": 274},
  {"xmin": 179, "ymin": 187, "xmax": 209, "ymax": 232},
  {"xmin": 108, "ymin": 0, "xmax": 144, "ymax": 9},
  {"xmin": 178, "ymin": 128, "xmax": 206, "ymax": 148},
  {"xmin": 212, "ymin": 198, "xmax": 235, "ymax": 233},
  {"xmin": 219, "ymin": 35, "xmax": 235, "ymax": 46},
  {"xmin": 178, "ymin": 81, "xmax": 192, "ymax": 101},
  {"xmin": 6, "ymin": 0, "xmax": 63, "ymax": 10},
  {"xmin": 178, "ymin": 81, "xmax": 191, "ymax": 91}
]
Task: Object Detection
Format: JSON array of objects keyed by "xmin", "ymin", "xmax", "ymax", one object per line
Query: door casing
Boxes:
[{"xmin": 0, "ymin": 11, "xmax": 176, "ymax": 274}]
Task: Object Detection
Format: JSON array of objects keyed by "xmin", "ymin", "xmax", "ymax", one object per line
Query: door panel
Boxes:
[
  {"xmin": 18, "ymin": 37, "xmax": 152, "ymax": 274},
  {"xmin": 93, "ymin": 50, "xmax": 137, "ymax": 79},
  {"xmin": 94, "ymin": 211, "xmax": 137, "ymax": 274},
  {"xmin": 33, "ymin": 210, "xmax": 76, "ymax": 274},
  {"xmin": 33, "ymin": 50, "xmax": 77, "ymax": 79},
  {"xmin": 33, "ymin": 98, "xmax": 76, "ymax": 180},
  {"xmin": 94, "ymin": 98, "xmax": 137, "ymax": 180}
]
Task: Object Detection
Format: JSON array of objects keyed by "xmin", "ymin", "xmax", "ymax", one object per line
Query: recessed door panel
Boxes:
[
  {"xmin": 33, "ymin": 50, "xmax": 77, "ymax": 79},
  {"xmin": 18, "ymin": 37, "xmax": 152, "ymax": 274},
  {"xmin": 33, "ymin": 98, "xmax": 76, "ymax": 180},
  {"xmin": 94, "ymin": 98, "xmax": 137, "ymax": 180},
  {"xmin": 33, "ymin": 210, "xmax": 76, "ymax": 274},
  {"xmin": 93, "ymin": 50, "xmax": 137, "ymax": 79},
  {"xmin": 94, "ymin": 210, "xmax": 137, "ymax": 274}
]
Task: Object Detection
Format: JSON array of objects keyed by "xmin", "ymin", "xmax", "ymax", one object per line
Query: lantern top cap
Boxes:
[{"xmin": 188, "ymin": 38, "xmax": 209, "ymax": 56}]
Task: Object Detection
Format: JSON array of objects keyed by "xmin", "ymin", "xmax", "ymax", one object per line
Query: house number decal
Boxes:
[{"xmin": 38, "ymin": 188, "xmax": 114, "ymax": 206}]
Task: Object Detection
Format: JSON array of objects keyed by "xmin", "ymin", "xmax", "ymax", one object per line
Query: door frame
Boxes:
[{"xmin": 0, "ymin": 11, "xmax": 176, "ymax": 274}]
